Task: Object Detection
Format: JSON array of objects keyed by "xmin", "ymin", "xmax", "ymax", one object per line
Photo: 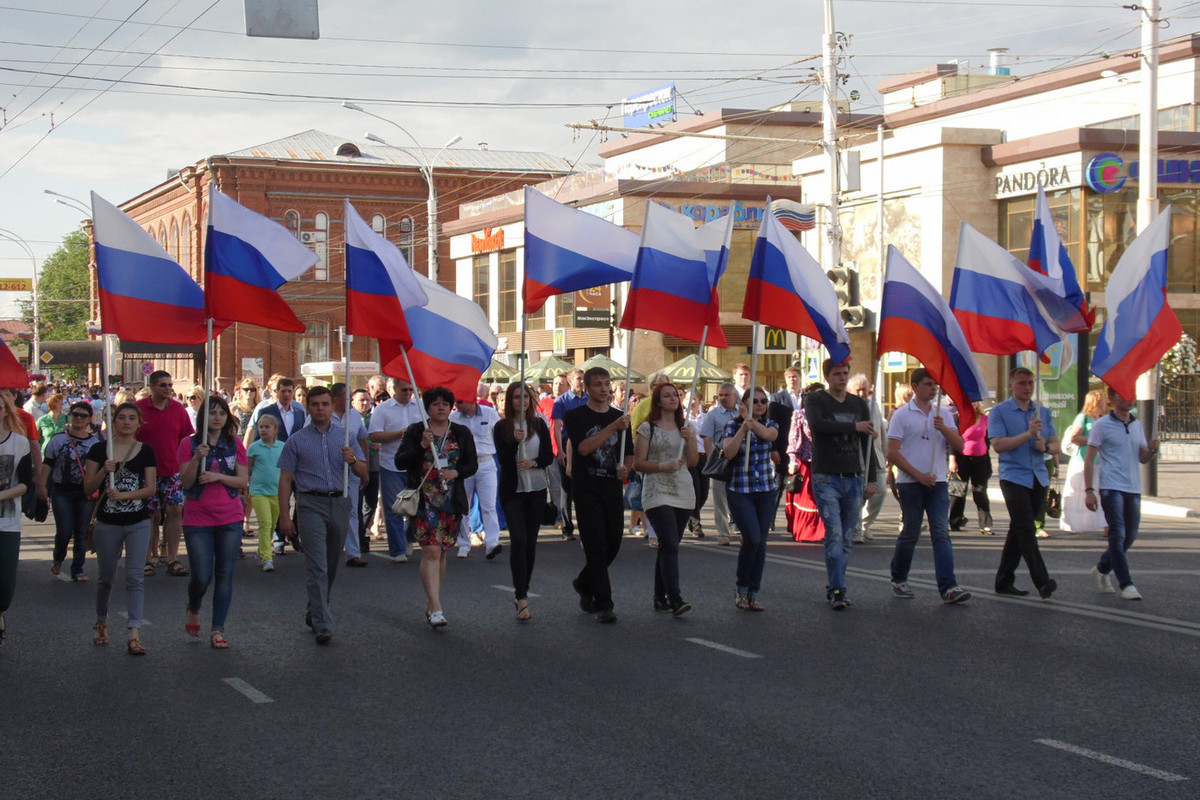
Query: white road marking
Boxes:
[
  {"xmin": 491, "ymin": 585, "xmax": 541, "ymax": 598},
  {"xmin": 1035, "ymin": 739, "xmax": 1187, "ymax": 782},
  {"xmin": 685, "ymin": 637, "xmax": 762, "ymax": 659},
  {"xmin": 694, "ymin": 545, "xmax": 1200, "ymax": 638},
  {"xmin": 222, "ymin": 678, "xmax": 274, "ymax": 704}
]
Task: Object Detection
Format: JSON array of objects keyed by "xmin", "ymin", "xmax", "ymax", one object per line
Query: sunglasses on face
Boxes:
[
  {"xmin": 70, "ymin": 412, "xmax": 91, "ymax": 419},
  {"xmin": 752, "ymin": 398, "xmax": 768, "ymax": 405}
]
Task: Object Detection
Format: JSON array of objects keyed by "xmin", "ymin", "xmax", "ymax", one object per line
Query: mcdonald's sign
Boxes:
[{"xmin": 758, "ymin": 326, "xmax": 795, "ymax": 352}]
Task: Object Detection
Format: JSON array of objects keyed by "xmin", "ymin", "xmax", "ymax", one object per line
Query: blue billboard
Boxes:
[{"xmin": 623, "ymin": 83, "xmax": 677, "ymax": 129}]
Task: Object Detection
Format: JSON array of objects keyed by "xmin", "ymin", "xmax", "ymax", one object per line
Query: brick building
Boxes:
[{"xmin": 93, "ymin": 130, "xmax": 574, "ymax": 390}]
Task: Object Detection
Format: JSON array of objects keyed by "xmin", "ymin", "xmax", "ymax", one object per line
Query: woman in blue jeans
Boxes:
[
  {"xmin": 37, "ymin": 401, "xmax": 102, "ymax": 582},
  {"xmin": 178, "ymin": 396, "xmax": 248, "ymax": 649},
  {"xmin": 722, "ymin": 387, "xmax": 779, "ymax": 611}
]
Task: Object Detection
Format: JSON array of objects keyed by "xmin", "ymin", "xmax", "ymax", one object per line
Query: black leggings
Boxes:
[
  {"xmin": 688, "ymin": 465, "xmax": 710, "ymax": 522},
  {"xmin": 950, "ymin": 454, "xmax": 993, "ymax": 530},
  {"xmin": 503, "ymin": 491, "xmax": 544, "ymax": 600},
  {"xmin": 0, "ymin": 530, "xmax": 18, "ymax": 614},
  {"xmin": 645, "ymin": 505, "xmax": 690, "ymax": 604}
]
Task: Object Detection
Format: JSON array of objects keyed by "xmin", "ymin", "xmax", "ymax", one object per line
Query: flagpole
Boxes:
[
  {"xmin": 619, "ymin": 326, "xmax": 635, "ymax": 459},
  {"xmin": 679, "ymin": 325, "xmax": 709, "ymax": 460},
  {"xmin": 341, "ymin": 326, "xmax": 352, "ymax": 494},
  {"xmin": 199, "ymin": 317, "xmax": 213, "ymax": 475},
  {"xmin": 745, "ymin": 322, "xmax": 760, "ymax": 471},
  {"xmin": 1152, "ymin": 363, "xmax": 1161, "ymax": 440},
  {"xmin": 518, "ymin": 314, "xmax": 528, "ymax": 435},
  {"xmin": 398, "ymin": 344, "xmax": 439, "ymax": 469},
  {"xmin": 100, "ymin": 332, "xmax": 114, "ymax": 489},
  {"xmin": 930, "ymin": 390, "xmax": 942, "ymax": 474}
]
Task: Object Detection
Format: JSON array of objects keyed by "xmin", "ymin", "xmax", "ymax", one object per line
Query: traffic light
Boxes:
[{"xmin": 827, "ymin": 263, "xmax": 868, "ymax": 329}]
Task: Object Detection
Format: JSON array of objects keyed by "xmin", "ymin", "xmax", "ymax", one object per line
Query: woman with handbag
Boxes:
[
  {"xmin": 38, "ymin": 401, "xmax": 103, "ymax": 582},
  {"xmin": 179, "ymin": 396, "xmax": 249, "ymax": 650},
  {"xmin": 395, "ymin": 387, "xmax": 478, "ymax": 628},
  {"xmin": 634, "ymin": 382, "xmax": 699, "ymax": 616},
  {"xmin": 83, "ymin": 403, "xmax": 157, "ymax": 654},
  {"xmin": 0, "ymin": 390, "xmax": 32, "ymax": 648},
  {"xmin": 494, "ymin": 383, "xmax": 553, "ymax": 621},
  {"xmin": 722, "ymin": 387, "xmax": 779, "ymax": 611},
  {"xmin": 949, "ymin": 405, "xmax": 995, "ymax": 535}
]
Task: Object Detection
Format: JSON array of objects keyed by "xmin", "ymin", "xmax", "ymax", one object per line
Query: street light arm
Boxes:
[
  {"xmin": 43, "ymin": 189, "xmax": 90, "ymax": 215},
  {"xmin": 343, "ymin": 101, "xmax": 431, "ymax": 170}
]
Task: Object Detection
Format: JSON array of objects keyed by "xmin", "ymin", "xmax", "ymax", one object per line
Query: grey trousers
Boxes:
[
  {"xmin": 710, "ymin": 479, "xmax": 732, "ymax": 538},
  {"xmin": 93, "ymin": 519, "xmax": 152, "ymax": 628},
  {"xmin": 297, "ymin": 494, "xmax": 350, "ymax": 635},
  {"xmin": 860, "ymin": 466, "xmax": 888, "ymax": 532}
]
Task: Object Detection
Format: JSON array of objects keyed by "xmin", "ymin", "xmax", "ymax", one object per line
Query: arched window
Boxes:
[
  {"xmin": 157, "ymin": 223, "xmax": 168, "ymax": 250},
  {"xmin": 372, "ymin": 214, "xmax": 385, "ymax": 234},
  {"xmin": 285, "ymin": 210, "xmax": 300, "ymax": 238},
  {"xmin": 399, "ymin": 216, "xmax": 415, "ymax": 267},
  {"xmin": 180, "ymin": 212, "xmax": 193, "ymax": 272},
  {"xmin": 168, "ymin": 218, "xmax": 180, "ymax": 262},
  {"xmin": 313, "ymin": 212, "xmax": 328, "ymax": 280}
]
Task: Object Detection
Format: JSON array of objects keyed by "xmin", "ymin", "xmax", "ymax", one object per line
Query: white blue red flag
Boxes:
[
  {"xmin": 91, "ymin": 191, "xmax": 225, "ymax": 345},
  {"xmin": 770, "ymin": 198, "xmax": 817, "ymax": 232},
  {"xmin": 879, "ymin": 245, "xmax": 988, "ymax": 431},
  {"xmin": 205, "ymin": 190, "xmax": 318, "ymax": 332},
  {"xmin": 379, "ymin": 274, "xmax": 498, "ymax": 401},
  {"xmin": 1091, "ymin": 207, "xmax": 1182, "ymax": 401},
  {"xmin": 742, "ymin": 198, "xmax": 850, "ymax": 364},
  {"xmin": 343, "ymin": 200, "xmax": 428, "ymax": 348},
  {"xmin": 618, "ymin": 201, "xmax": 728, "ymax": 346},
  {"xmin": 523, "ymin": 187, "xmax": 638, "ymax": 314},
  {"xmin": 951, "ymin": 222, "xmax": 1061, "ymax": 358},
  {"xmin": 1028, "ymin": 185, "xmax": 1095, "ymax": 332}
]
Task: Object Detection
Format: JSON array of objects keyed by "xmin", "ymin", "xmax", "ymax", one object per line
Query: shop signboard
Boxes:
[
  {"xmin": 574, "ymin": 285, "xmax": 611, "ymax": 328},
  {"xmin": 622, "ymin": 83, "xmax": 676, "ymax": 128},
  {"xmin": 1017, "ymin": 334, "xmax": 1079, "ymax": 438}
]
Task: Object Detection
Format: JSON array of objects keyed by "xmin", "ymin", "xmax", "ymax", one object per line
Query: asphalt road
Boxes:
[{"xmin": 3, "ymin": 503, "xmax": 1199, "ymax": 799}]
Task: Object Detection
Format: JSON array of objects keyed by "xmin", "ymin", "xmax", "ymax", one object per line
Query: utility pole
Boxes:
[
  {"xmin": 822, "ymin": 0, "xmax": 843, "ymax": 278},
  {"xmin": 1136, "ymin": 0, "xmax": 1160, "ymax": 495}
]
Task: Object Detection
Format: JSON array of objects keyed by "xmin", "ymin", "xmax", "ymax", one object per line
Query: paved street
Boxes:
[{"xmin": 3, "ymin": 498, "xmax": 1199, "ymax": 799}]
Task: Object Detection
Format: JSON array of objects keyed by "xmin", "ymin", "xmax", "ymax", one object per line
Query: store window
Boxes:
[
  {"xmin": 555, "ymin": 293, "xmax": 574, "ymax": 329},
  {"xmin": 497, "ymin": 250, "xmax": 517, "ymax": 333},
  {"xmin": 473, "ymin": 253, "xmax": 490, "ymax": 319},
  {"xmin": 299, "ymin": 321, "xmax": 328, "ymax": 364}
]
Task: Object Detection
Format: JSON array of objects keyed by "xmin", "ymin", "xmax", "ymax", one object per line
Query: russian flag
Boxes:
[
  {"xmin": 0, "ymin": 340, "xmax": 27, "ymax": 389},
  {"xmin": 205, "ymin": 190, "xmax": 318, "ymax": 332},
  {"xmin": 344, "ymin": 200, "xmax": 428, "ymax": 348},
  {"xmin": 742, "ymin": 198, "xmax": 850, "ymax": 364},
  {"xmin": 771, "ymin": 198, "xmax": 817, "ymax": 232},
  {"xmin": 694, "ymin": 206, "xmax": 734, "ymax": 346},
  {"xmin": 91, "ymin": 191, "xmax": 222, "ymax": 345},
  {"xmin": 523, "ymin": 187, "xmax": 638, "ymax": 314},
  {"xmin": 379, "ymin": 274, "xmax": 498, "ymax": 401},
  {"xmin": 1091, "ymin": 207, "xmax": 1182, "ymax": 402},
  {"xmin": 618, "ymin": 202, "xmax": 728, "ymax": 346},
  {"xmin": 951, "ymin": 222, "xmax": 1061, "ymax": 357},
  {"xmin": 878, "ymin": 246, "xmax": 988, "ymax": 431},
  {"xmin": 1028, "ymin": 185, "xmax": 1095, "ymax": 332}
]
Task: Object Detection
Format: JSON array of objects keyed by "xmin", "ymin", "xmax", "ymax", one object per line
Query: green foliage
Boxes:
[
  {"xmin": 1161, "ymin": 333, "xmax": 1198, "ymax": 382},
  {"xmin": 20, "ymin": 227, "xmax": 90, "ymax": 342}
]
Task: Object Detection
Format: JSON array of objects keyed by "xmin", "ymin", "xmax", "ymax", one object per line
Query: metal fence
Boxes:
[{"xmin": 1161, "ymin": 374, "xmax": 1200, "ymax": 439}]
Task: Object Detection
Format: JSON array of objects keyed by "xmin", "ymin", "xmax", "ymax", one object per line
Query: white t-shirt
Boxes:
[
  {"xmin": 888, "ymin": 400, "xmax": 956, "ymax": 484},
  {"xmin": 368, "ymin": 397, "xmax": 423, "ymax": 472},
  {"xmin": 637, "ymin": 422, "xmax": 695, "ymax": 511},
  {"xmin": 0, "ymin": 430, "xmax": 31, "ymax": 531}
]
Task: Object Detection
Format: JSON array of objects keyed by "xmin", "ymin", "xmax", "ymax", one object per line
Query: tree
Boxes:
[{"xmin": 22, "ymin": 227, "xmax": 90, "ymax": 342}]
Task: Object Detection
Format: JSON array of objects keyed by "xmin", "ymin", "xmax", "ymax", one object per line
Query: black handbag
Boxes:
[
  {"xmin": 701, "ymin": 439, "xmax": 736, "ymax": 482},
  {"xmin": 783, "ymin": 471, "xmax": 804, "ymax": 494},
  {"xmin": 541, "ymin": 491, "xmax": 558, "ymax": 526}
]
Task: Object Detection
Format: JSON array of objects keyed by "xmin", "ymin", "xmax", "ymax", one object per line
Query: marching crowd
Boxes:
[{"xmin": 0, "ymin": 357, "xmax": 1159, "ymax": 651}]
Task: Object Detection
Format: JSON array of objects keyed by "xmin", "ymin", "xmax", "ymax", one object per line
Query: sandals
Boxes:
[
  {"xmin": 210, "ymin": 631, "xmax": 229, "ymax": 649},
  {"xmin": 93, "ymin": 621, "xmax": 109, "ymax": 646},
  {"xmin": 185, "ymin": 609, "xmax": 201, "ymax": 638},
  {"xmin": 51, "ymin": 562, "xmax": 62, "ymax": 576},
  {"xmin": 516, "ymin": 598, "xmax": 531, "ymax": 621},
  {"xmin": 144, "ymin": 562, "xmax": 156, "ymax": 577},
  {"xmin": 166, "ymin": 560, "xmax": 190, "ymax": 577},
  {"xmin": 127, "ymin": 637, "xmax": 146, "ymax": 656},
  {"xmin": 71, "ymin": 575, "xmax": 89, "ymax": 583}
]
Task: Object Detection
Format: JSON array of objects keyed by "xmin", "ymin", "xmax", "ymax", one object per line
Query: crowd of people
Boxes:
[{"xmin": 0, "ymin": 358, "xmax": 1159, "ymax": 650}]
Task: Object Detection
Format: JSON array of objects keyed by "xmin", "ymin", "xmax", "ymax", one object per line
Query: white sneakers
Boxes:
[
  {"xmin": 1120, "ymin": 585, "xmax": 1143, "ymax": 601},
  {"xmin": 261, "ymin": 559, "xmax": 274, "ymax": 572},
  {"xmin": 457, "ymin": 545, "xmax": 470, "ymax": 559},
  {"xmin": 1093, "ymin": 566, "xmax": 1115, "ymax": 593},
  {"xmin": 390, "ymin": 554, "xmax": 408, "ymax": 563}
]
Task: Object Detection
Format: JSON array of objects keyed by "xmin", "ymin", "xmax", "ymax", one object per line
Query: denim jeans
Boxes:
[
  {"xmin": 379, "ymin": 468, "xmax": 409, "ymax": 557},
  {"xmin": 726, "ymin": 489, "xmax": 774, "ymax": 595},
  {"xmin": 1098, "ymin": 490, "xmax": 1140, "ymax": 589},
  {"xmin": 183, "ymin": 522, "xmax": 242, "ymax": 632},
  {"xmin": 93, "ymin": 519, "xmax": 152, "ymax": 628},
  {"xmin": 811, "ymin": 473, "xmax": 863, "ymax": 595},
  {"xmin": 51, "ymin": 488, "xmax": 92, "ymax": 578},
  {"xmin": 892, "ymin": 482, "xmax": 957, "ymax": 594}
]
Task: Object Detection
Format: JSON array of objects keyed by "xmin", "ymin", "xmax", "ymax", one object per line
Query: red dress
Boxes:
[{"xmin": 784, "ymin": 409, "xmax": 824, "ymax": 542}]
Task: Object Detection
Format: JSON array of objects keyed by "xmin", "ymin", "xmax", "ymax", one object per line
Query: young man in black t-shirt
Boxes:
[{"xmin": 564, "ymin": 367, "xmax": 633, "ymax": 623}]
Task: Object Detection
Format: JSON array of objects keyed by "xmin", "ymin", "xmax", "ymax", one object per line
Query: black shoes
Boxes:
[
  {"xmin": 670, "ymin": 599, "xmax": 692, "ymax": 617},
  {"xmin": 654, "ymin": 596, "xmax": 671, "ymax": 612},
  {"xmin": 1038, "ymin": 579, "xmax": 1058, "ymax": 600},
  {"xmin": 572, "ymin": 577, "xmax": 595, "ymax": 614},
  {"xmin": 304, "ymin": 610, "xmax": 313, "ymax": 630},
  {"xmin": 486, "ymin": 544, "xmax": 503, "ymax": 560},
  {"xmin": 995, "ymin": 585, "xmax": 1031, "ymax": 597},
  {"xmin": 595, "ymin": 610, "xmax": 617, "ymax": 623}
]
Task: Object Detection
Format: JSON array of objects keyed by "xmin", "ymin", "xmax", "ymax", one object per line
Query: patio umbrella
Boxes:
[
  {"xmin": 481, "ymin": 358, "xmax": 517, "ymax": 382},
  {"xmin": 660, "ymin": 354, "xmax": 732, "ymax": 384},
  {"xmin": 523, "ymin": 354, "xmax": 576, "ymax": 383},
  {"xmin": 580, "ymin": 353, "xmax": 645, "ymax": 384}
]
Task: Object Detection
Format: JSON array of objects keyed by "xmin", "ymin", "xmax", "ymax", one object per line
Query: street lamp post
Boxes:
[
  {"xmin": 0, "ymin": 228, "xmax": 40, "ymax": 371},
  {"xmin": 43, "ymin": 189, "xmax": 90, "ymax": 216},
  {"xmin": 341, "ymin": 101, "xmax": 461, "ymax": 284}
]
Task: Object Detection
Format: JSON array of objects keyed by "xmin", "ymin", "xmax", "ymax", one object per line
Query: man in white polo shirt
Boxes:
[
  {"xmin": 368, "ymin": 378, "xmax": 423, "ymax": 562},
  {"xmin": 1083, "ymin": 385, "xmax": 1159, "ymax": 601},
  {"xmin": 450, "ymin": 396, "xmax": 502, "ymax": 559}
]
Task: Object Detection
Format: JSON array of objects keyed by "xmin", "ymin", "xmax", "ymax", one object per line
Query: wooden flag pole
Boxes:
[{"xmin": 398, "ymin": 344, "xmax": 439, "ymax": 469}]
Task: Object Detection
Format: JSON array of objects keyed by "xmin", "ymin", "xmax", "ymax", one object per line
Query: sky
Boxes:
[{"xmin": 0, "ymin": 0, "xmax": 1173, "ymax": 319}]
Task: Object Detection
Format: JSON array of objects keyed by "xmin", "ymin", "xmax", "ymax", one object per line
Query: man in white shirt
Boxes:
[
  {"xmin": 886, "ymin": 368, "xmax": 970, "ymax": 604},
  {"xmin": 849, "ymin": 373, "xmax": 887, "ymax": 543},
  {"xmin": 331, "ymin": 382, "xmax": 372, "ymax": 568},
  {"xmin": 368, "ymin": 378, "xmax": 422, "ymax": 562},
  {"xmin": 450, "ymin": 397, "xmax": 502, "ymax": 559},
  {"xmin": 245, "ymin": 378, "xmax": 306, "ymax": 446},
  {"xmin": 771, "ymin": 366, "xmax": 804, "ymax": 411}
]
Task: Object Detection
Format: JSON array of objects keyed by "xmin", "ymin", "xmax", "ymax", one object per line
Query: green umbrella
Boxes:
[
  {"xmin": 522, "ymin": 354, "xmax": 576, "ymax": 383},
  {"xmin": 660, "ymin": 354, "xmax": 732, "ymax": 384},
  {"xmin": 580, "ymin": 354, "xmax": 645, "ymax": 384},
  {"xmin": 481, "ymin": 358, "xmax": 517, "ymax": 382}
]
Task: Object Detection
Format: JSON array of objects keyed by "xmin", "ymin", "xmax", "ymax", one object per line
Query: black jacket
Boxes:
[
  {"xmin": 493, "ymin": 417, "xmax": 554, "ymax": 504},
  {"xmin": 395, "ymin": 421, "xmax": 479, "ymax": 517}
]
